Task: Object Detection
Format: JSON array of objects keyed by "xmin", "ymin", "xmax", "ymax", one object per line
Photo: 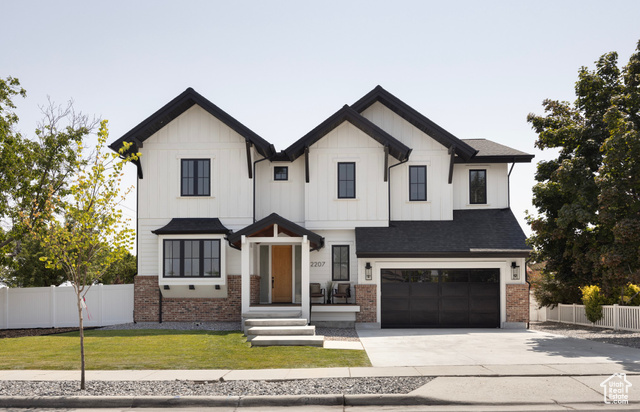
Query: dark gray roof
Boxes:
[
  {"xmin": 355, "ymin": 209, "xmax": 531, "ymax": 258},
  {"xmin": 109, "ymin": 88, "xmax": 275, "ymax": 158},
  {"xmin": 351, "ymin": 86, "xmax": 478, "ymax": 161},
  {"xmin": 283, "ymin": 105, "xmax": 411, "ymax": 162},
  {"xmin": 152, "ymin": 218, "xmax": 229, "ymax": 235},
  {"xmin": 456, "ymin": 139, "xmax": 534, "ymax": 163},
  {"xmin": 227, "ymin": 213, "xmax": 324, "ymax": 251}
]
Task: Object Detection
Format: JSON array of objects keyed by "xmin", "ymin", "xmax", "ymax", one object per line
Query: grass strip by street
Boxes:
[{"xmin": 0, "ymin": 329, "xmax": 371, "ymax": 370}]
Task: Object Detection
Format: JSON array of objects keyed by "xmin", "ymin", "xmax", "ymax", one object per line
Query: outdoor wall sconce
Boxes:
[
  {"xmin": 163, "ymin": 285, "xmax": 170, "ymax": 290},
  {"xmin": 511, "ymin": 261, "xmax": 520, "ymax": 280},
  {"xmin": 189, "ymin": 285, "xmax": 195, "ymax": 290},
  {"xmin": 365, "ymin": 262, "xmax": 372, "ymax": 280}
]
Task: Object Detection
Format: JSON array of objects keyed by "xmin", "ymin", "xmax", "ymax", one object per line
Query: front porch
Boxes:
[{"xmin": 227, "ymin": 213, "xmax": 325, "ymax": 322}]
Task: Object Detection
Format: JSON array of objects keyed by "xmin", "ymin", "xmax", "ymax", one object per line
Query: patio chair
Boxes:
[
  {"xmin": 333, "ymin": 283, "xmax": 351, "ymax": 304},
  {"xmin": 309, "ymin": 283, "xmax": 325, "ymax": 304}
]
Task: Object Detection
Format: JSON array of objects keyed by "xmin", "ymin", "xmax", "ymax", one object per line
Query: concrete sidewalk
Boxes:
[{"xmin": 1, "ymin": 362, "xmax": 639, "ymax": 381}]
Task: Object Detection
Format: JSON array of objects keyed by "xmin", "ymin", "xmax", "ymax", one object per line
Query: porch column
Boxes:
[
  {"xmin": 301, "ymin": 235, "xmax": 310, "ymax": 321},
  {"xmin": 241, "ymin": 235, "xmax": 251, "ymax": 315}
]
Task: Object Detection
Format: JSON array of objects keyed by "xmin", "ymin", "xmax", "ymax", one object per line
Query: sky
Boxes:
[{"xmin": 2, "ymin": 0, "xmax": 640, "ymax": 247}]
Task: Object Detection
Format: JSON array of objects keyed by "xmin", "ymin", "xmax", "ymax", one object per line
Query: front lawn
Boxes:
[{"xmin": 0, "ymin": 329, "xmax": 370, "ymax": 370}]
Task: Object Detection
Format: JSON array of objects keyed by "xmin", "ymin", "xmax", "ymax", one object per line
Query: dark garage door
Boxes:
[{"xmin": 381, "ymin": 268, "xmax": 500, "ymax": 328}]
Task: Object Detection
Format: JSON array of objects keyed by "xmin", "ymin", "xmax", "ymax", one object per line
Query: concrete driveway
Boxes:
[{"xmin": 356, "ymin": 328, "xmax": 640, "ymax": 369}]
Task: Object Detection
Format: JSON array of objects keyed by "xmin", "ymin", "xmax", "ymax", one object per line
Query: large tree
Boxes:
[
  {"xmin": 0, "ymin": 77, "xmax": 95, "ymax": 256},
  {"xmin": 35, "ymin": 120, "xmax": 137, "ymax": 389},
  {"xmin": 528, "ymin": 40, "xmax": 640, "ymax": 304},
  {"xmin": 596, "ymin": 44, "xmax": 640, "ymax": 298}
]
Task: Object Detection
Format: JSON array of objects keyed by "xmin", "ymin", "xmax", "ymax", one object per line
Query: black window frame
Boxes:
[
  {"xmin": 332, "ymin": 245, "xmax": 350, "ymax": 281},
  {"xmin": 469, "ymin": 169, "xmax": 487, "ymax": 204},
  {"xmin": 181, "ymin": 159, "xmax": 211, "ymax": 197},
  {"xmin": 409, "ymin": 165, "xmax": 427, "ymax": 201},
  {"xmin": 162, "ymin": 239, "xmax": 221, "ymax": 278},
  {"xmin": 274, "ymin": 166, "xmax": 288, "ymax": 181},
  {"xmin": 337, "ymin": 162, "xmax": 356, "ymax": 199}
]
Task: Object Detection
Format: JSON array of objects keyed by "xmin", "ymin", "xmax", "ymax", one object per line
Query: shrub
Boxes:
[
  {"xmin": 622, "ymin": 284, "xmax": 640, "ymax": 306},
  {"xmin": 580, "ymin": 285, "xmax": 605, "ymax": 323}
]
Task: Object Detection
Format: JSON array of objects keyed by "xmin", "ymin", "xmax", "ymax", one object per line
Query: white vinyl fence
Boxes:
[
  {"xmin": 545, "ymin": 303, "xmax": 640, "ymax": 332},
  {"xmin": 0, "ymin": 284, "xmax": 133, "ymax": 329}
]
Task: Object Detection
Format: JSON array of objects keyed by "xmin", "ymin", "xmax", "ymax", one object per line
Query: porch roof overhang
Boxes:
[
  {"xmin": 152, "ymin": 218, "xmax": 230, "ymax": 235},
  {"xmin": 227, "ymin": 213, "xmax": 324, "ymax": 251}
]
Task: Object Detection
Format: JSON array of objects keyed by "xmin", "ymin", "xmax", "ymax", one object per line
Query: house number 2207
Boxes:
[{"xmin": 310, "ymin": 262, "xmax": 325, "ymax": 267}]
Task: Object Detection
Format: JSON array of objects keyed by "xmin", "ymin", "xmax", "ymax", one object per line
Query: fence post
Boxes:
[
  {"xmin": 99, "ymin": 284, "xmax": 104, "ymax": 327},
  {"xmin": 50, "ymin": 285, "xmax": 57, "ymax": 328},
  {"xmin": 572, "ymin": 303, "xmax": 576, "ymax": 324},
  {"xmin": 613, "ymin": 304, "xmax": 619, "ymax": 331},
  {"xmin": 2, "ymin": 287, "xmax": 8, "ymax": 329}
]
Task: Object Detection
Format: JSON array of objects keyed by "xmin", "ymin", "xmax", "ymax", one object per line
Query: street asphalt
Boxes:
[{"xmin": 1, "ymin": 328, "xmax": 639, "ymax": 409}]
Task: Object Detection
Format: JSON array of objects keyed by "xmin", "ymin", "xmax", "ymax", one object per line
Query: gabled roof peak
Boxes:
[
  {"xmin": 352, "ymin": 86, "xmax": 478, "ymax": 161},
  {"xmin": 283, "ymin": 104, "xmax": 411, "ymax": 162},
  {"xmin": 109, "ymin": 87, "xmax": 274, "ymax": 158}
]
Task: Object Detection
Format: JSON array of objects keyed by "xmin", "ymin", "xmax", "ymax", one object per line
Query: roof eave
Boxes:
[
  {"xmin": 356, "ymin": 250, "xmax": 532, "ymax": 258},
  {"xmin": 454, "ymin": 155, "xmax": 535, "ymax": 164}
]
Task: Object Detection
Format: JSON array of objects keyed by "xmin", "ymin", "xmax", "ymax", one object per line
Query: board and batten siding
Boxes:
[
  {"xmin": 254, "ymin": 158, "xmax": 305, "ymax": 223},
  {"xmin": 361, "ymin": 101, "xmax": 453, "ymax": 221},
  {"xmin": 304, "ymin": 121, "xmax": 388, "ymax": 229},
  {"xmin": 137, "ymin": 104, "xmax": 255, "ymax": 277},
  {"xmin": 452, "ymin": 163, "xmax": 509, "ymax": 209}
]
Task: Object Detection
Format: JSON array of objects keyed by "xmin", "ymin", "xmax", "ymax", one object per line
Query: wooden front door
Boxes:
[{"xmin": 271, "ymin": 245, "xmax": 292, "ymax": 303}]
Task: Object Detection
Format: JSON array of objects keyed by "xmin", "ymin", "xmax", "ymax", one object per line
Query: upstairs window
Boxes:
[
  {"xmin": 163, "ymin": 239, "xmax": 220, "ymax": 277},
  {"xmin": 274, "ymin": 166, "xmax": 288, "ymax": 181},
  {"xmin": 469, "ymin": 169, "xmax": 487, "ymax": 204},
  {"xmin": 409, "ymin": 166, "xmax": 427, "ymax": 201},
  {"xmin": 332, "ymin": 245, "xmax": 350, "ymax": 281},
  {"xmin": 181, "ymin": 159, "xmax": 210, "ymax": 196},
  {"xmin": 337, "ymin": 162, "xmax": 355, "ymax": 199}
]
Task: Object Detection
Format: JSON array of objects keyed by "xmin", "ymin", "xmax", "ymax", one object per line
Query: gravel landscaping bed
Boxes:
[
  {"xmin": 0, "ymin": 377, "xmax": 431, "ymax": 397},
  {"xmin": 530, "ymin": 321, "xmax": 640, "ymax": 349}
]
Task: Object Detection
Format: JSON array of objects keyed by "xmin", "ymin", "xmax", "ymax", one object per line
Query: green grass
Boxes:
[{"xmin": 0, "ymin": 329, "xmax": 371, "ymax": 370}]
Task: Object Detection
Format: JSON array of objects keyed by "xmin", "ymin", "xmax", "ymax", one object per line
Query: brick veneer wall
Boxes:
[
  {"xmin": 355, "ymin": 284, "xmax": 377, "ymax": 323},
  {"xmin": 506, "ymin": 283, "xmax": 529, "ymax": 323},
  {"xmin": 134, "ymin": 275, "xmax": 260, "ymax": 322}
]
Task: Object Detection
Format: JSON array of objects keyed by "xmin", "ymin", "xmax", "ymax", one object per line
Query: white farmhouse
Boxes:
[{"xmin": 109, "ymin": 86, "xmax": 533, "ymax": 331}]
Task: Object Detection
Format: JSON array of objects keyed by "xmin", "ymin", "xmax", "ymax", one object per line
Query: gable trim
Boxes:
[
  {"xmin": 109, "ymin": 88, "xmax": 275, "ymax": 158},
  {"xmin": 351, "ymin": 85, "xmax": 478, "ymax": 161},
  {"xmin": 283, "ymin": 105, "xmax": 411, "ymax": 162}
]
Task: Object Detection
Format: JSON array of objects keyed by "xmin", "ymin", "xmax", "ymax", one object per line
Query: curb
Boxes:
[{"xmin": 0, "ymin": 394, "xmax": 571, "ymax": 408}]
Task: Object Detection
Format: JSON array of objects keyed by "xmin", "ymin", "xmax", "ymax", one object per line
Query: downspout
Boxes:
[
  {"xmin": 525, "ymin": 256, "xmax": 532, "ymax": 329},
  {"xmin": 253, "ymin": 155, "xmax": 273, "ymax": 223},
  {"xmin": 387, "ymin": 156, "xmax": 410, "ymax": 225},
  {"xmin": 158, "ymin": 288, "xmax": 163, "ymax": 324},
  {"xmin": 507, "ymin": 161, "xmax": 516, "ymax": 209}
]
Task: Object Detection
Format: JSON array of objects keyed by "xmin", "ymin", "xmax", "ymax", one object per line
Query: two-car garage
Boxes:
[{"xmin": 380, "ymin": 268, "xmax": 500, "ymax": 328}]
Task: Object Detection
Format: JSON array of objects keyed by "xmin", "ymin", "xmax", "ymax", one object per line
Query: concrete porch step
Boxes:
[
  {"xmin": 246, "ymin": 325, "xmax": 316, "ymax": 337},
  {"xmin": 241, "ymin": 310, "xmax": 302, "ymax": 319},
  {"xmin": 244, "ymin": 318, "xmax": 308, "ymax": 327},
  {"xmin": 250, "ymin": 335, "xmax": 324, "ymax": 347}
]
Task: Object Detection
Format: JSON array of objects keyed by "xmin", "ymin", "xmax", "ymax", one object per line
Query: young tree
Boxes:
[
  {"xmin": 34, "ymin": 120, "xmax": 138, "ymax": 389},
  {"xmin": 528, "ymin": 40, "xmax": 640, "ymax": 303}
]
